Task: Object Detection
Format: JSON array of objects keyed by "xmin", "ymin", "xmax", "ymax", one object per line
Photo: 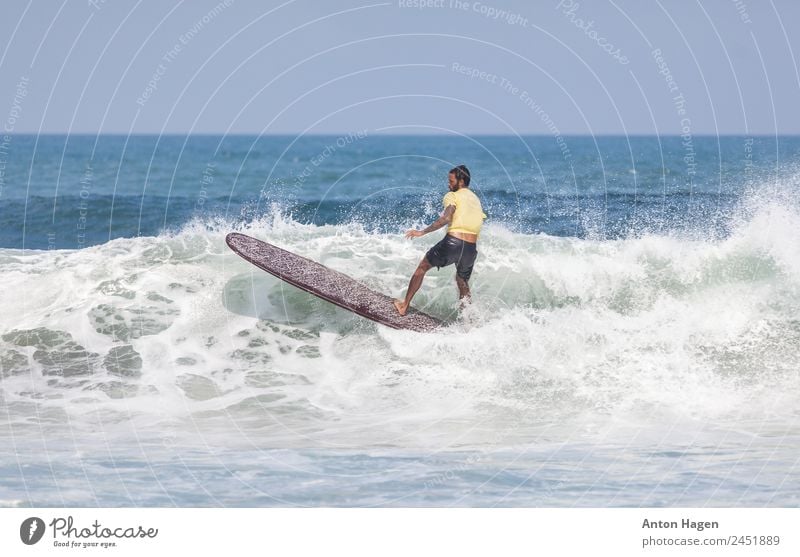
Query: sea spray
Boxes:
[{"xmin": 1, "ymin": 199, "xmax": 798, "ymax": 448}]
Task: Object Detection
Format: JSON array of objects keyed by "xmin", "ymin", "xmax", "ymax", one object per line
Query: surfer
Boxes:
[{"xmin": 394, "ymin": 165, "xmax": 486, "ymax": 316}]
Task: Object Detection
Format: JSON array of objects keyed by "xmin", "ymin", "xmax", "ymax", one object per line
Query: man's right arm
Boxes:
[{"xmin": 405, "ymin": 205, "xmax": 455, "ymax": 238}]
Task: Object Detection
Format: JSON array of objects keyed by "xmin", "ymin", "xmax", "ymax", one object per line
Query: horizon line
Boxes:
[{"xmin": 4, "ymin": 132, "xmax": 797, "ymax": 137}]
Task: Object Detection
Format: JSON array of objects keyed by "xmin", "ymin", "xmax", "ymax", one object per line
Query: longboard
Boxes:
[{"xmin": 225, "ymin": 233, "xmax": 443, "ymax": 332}]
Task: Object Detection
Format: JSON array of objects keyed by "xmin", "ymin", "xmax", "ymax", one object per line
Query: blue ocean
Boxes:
[{"xmin": 1, "ymin": 134, "xmax": 799, "ymax": 506}]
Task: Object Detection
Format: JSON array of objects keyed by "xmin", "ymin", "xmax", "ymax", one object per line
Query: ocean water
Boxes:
[{"xmin": 1, "ymin": 134, "xmax": 799, "ymax": 506}]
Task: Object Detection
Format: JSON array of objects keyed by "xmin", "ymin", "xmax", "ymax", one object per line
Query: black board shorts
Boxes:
[{"xmin": 425, "ymin": 235, "xmax": 478, "ymax": 281}]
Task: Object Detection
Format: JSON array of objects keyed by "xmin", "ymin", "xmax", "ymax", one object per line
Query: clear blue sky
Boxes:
[{"xmin": 1, "ymin": 0, "xmax": 798, "ymax": 134}]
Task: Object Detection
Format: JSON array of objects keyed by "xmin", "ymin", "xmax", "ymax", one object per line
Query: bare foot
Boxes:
[{"xmin": 393, "ymin": 299, "xmax": 408, "ymax": 316}]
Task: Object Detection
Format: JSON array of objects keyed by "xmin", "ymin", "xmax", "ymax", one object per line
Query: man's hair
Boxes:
[{"xmin": 449, "ymin": 165, "xmax": 471, "ymax": 187}]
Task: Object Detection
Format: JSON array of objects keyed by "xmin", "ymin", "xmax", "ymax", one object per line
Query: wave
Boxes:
[
  {"xmin": 0, "ymin": 189, "xmax": 754, "ymax": 249},
  {"xmin": 1, "ymin": 197, "xmax": 799, "ymax": 448}
]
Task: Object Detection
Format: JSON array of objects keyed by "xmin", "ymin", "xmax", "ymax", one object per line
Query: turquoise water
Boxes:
[
  {"xmin": 1, "ymin": 135, "xmax": 799, "ymax": 506},
  {"xmin": 2, "ymin": 134, "xmax": 796, "ymax": 248}
]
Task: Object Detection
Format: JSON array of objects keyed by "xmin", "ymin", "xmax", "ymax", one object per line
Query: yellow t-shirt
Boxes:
[{"xmin": 443, "ymin": 188, "xmax": 487, "ymax": 236}]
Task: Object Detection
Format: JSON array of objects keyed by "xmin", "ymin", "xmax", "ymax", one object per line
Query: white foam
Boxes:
[{"xmin": 1, "ymin": 200, "xmax": 798, "ymax": 449}]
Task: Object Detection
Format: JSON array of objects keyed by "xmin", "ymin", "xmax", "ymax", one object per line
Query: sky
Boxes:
[{"xmin": 1, "ymin": 0, "xmax": 798, "ymax": 135}]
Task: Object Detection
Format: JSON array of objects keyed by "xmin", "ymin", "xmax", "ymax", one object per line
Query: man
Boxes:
[{"xmin": 394, "ymin": 165, "xmax": 486, "ymax": 316}]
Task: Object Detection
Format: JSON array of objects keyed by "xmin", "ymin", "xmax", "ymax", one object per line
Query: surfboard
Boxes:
[{"xmin": 225, "ymin": 233, "xmax": 443, "ymax": 332}]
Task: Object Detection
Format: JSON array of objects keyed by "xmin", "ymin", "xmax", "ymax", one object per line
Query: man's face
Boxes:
[{"xmin": 448, "ymin": 172, "xmax": 459, "ymax": 191}]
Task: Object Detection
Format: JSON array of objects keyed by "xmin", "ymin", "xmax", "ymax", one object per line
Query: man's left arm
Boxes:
[{"xmin": 405, "ymin": 205, "xmax": 455, "ymax": 238}]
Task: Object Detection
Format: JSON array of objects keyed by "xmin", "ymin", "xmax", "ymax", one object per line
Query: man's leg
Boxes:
[
  {"xmin": 456, "ymin": 276, "xmax": 471, "ymax": 300},
  {"xmin": 394, "ymin": 257, "xmax": 433, "ymax": 316},
  {"xmin": 455, "ymin": 243, "xmax": 476, "ymax": 305}
]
